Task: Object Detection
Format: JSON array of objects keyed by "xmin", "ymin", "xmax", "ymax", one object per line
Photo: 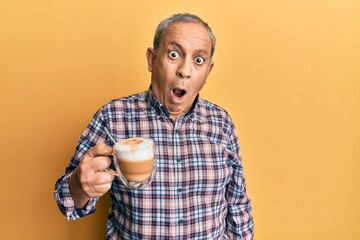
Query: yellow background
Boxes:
[{"xmin": 1, "ymin": 1, "xmax": 359, "ymax": 239}]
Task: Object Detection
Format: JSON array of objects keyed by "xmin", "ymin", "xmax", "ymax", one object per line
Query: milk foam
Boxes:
[{"xmin": 115, "ymin": 138, "xmax": 154, "ymax": 161}]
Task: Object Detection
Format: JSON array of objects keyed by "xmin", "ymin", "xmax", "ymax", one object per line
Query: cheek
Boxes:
[
  {"xmin": 194, "ymin": 72, "xmax": 208, "ymax": 86},
  {"xmin": 158, "ymin": 61, "xmax": 175, "ymax": 78},
  {"xmin": 191, "ymin": 79, "xmax": 206, "ymax": 95}
]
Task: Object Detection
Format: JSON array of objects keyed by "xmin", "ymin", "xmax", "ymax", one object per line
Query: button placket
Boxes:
[{"xmin": 172, "ymin": 120, "xmax": 185, "ymax": 234}]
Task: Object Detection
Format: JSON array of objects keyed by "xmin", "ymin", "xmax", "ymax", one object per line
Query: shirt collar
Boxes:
[{"xmin": 147, "ymin": 86, "xmax": 199, "ymax": 120}]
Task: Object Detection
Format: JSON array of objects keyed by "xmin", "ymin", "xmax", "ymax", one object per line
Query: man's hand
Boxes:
[{"xmin": 69, "ymin": 143, "xmax": 114, "ymax": 208}]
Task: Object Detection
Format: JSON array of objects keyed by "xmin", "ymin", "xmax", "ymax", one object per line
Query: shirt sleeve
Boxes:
[
  {"xmin": 225, "ymin": 118, "xmax": 254, "ymax": 239},
  {"xmin": 54, "ymin": 107, "xmax": 108, "ymax": 220},
  {"xmin": 54, "ymin": 173, "xmax": 99, "ymax": 220}
]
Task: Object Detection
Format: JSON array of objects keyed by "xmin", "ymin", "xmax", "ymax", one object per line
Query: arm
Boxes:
[
  {"xmin": 225, "ymin": 120, "xmax": 254, "ymax": 239},
  {"xmin": 54, "ymin": 108, "xmax": 114, "ymax": 220},
  {"xmin": 225, "ymin": 157, "xmax": 254, "ymax": 239}
]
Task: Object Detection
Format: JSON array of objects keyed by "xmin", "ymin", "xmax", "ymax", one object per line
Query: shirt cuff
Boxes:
[
  {"xmin": 54, "ymin": 173, "xmax": 99, "ymax": 220},
  {"xmin": 74, "ymin": 198, "xmax": 97, "ymax": 217}
]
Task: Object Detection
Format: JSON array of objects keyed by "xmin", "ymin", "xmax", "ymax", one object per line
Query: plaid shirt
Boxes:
[{"xmin": 54, "ymin": 89, "xmax": 254, "ymax": 239}]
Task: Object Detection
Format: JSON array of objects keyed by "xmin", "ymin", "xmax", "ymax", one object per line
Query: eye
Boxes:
[
  {"xmin": 168, "ymin": 50, "xmax": 180, "ymax": 59},
  {"xmin": 194, "ymin": 56, "xmax": 205, "ymax": 65}
]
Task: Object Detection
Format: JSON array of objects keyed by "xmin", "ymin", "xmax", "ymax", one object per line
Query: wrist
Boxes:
[{"xmin": 69, "ymin": 169, "xmax": 90, "ymax": 209}]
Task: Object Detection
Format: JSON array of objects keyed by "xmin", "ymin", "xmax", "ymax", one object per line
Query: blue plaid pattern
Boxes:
[{"xmin": 54, "ymin": 89, "xmax": 254, "ymax": 239}]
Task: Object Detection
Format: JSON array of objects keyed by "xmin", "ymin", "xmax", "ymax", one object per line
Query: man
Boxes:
[{"xmin": 55, "ymin": 13, "xmax": 254, "ymax": 239}]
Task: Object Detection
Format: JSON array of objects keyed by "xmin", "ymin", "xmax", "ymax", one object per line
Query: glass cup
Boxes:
[{"xmin": 113, "ymin": 137, "xmax": 156, "ymax": 189}]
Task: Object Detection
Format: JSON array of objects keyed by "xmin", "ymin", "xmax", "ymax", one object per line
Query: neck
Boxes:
[{"xmin": 169, "ymin": 111, "xmax": 185, "ymax": 121}]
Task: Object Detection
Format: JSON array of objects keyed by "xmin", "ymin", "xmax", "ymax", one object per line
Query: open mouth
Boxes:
[{"xmin": 172, "ymin": 88, "xmax": 187, "ymax": 98}]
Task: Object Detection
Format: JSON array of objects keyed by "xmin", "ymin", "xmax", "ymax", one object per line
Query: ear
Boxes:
[
  {"xmin": 146, "ymin": 48, "xmax": 155, "ymax": 72},
  {"xmin": 207, "ymin": 62, "xmax": 214, "ymax": 75}
]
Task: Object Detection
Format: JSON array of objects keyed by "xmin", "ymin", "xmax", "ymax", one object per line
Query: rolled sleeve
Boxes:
[
  {"xmin": 225, "ymin": 160, "xmax": 254, "ymax": 239},
  {"xmin": 54, "ymin": 107, "xmax": 107, "ymax": 220},
  {"xmin": 224, "ymin": 115, "xmax": 254, "ymax": 239},
  {"xmin": 54, "ymin": 173, "xmax": 99, "ymax": 220}
]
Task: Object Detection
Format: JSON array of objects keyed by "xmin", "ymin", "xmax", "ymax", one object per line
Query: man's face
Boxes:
[{"xmin": 147, "ymin": 22, "xmax": 214, "ymax": 119}]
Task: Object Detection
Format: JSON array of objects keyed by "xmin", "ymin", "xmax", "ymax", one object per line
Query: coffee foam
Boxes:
[{"xmin": 114, "ymin": 138, "xmax": 154, "ymax": 161}]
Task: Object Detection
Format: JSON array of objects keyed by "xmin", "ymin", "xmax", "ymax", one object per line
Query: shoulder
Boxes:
[
  {"xmin": 196, "ymin": 98, "xmax": 240, "ymax": 154},
  {"xmin": 196, "ymin": 98, "xmax": 236, "ymax": 133},
  {"xmin": 101, "ymin": 91, "xmax": 147, "ymax": 111},
  {"xmin": 197, "ymin": 98, "xmax": 233, "ymax": 122},
  {"xmin": 107, "ymin": 91, "xmax": 147, "ymax": 106},
  {"xmin": 91, "ymin": 91, "xmax": 147, "ymax": 121}
]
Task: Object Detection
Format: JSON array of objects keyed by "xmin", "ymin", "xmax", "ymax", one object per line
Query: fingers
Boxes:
[
  {"xmin": 81, "ymin": 143, "xmax": 114, "ymax": 172},
  {"xmin": 92, "ymin": 172, "xmax": 115, "ymax": 194},
  {"xmin": 93, "ymin": 182, "xmax": 112, "ymax": 194},
  {"xmin": 87, "ymin": 156, "xmax": 112, "ymax": 172},
  {"xmin": 86, "ymin": 143, "xmax": 113, "ymax": 158},
  {"xmin": 79, "ymin": 171, "xmax": 115, "ymax": 198},
  {"xmin": 93, "ymin": 171, "xmax": 115, "ymax": 185},
  {"xmin": 74, "ymin": 143, "xmax": 116, "ymax": 199}
]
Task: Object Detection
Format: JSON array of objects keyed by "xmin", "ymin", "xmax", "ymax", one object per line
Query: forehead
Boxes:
[{"xmin": 161, "ymin": 22, "xmax": 212, "ymax": 53}]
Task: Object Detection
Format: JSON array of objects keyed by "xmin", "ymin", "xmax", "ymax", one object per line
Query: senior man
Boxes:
[{"xmin": 55, "ymin": 13, "xmax": 254, "ymax": 239}]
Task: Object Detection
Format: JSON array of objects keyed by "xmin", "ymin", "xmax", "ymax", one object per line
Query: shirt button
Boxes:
[
  {"xmin": 178, "ymin": 219, "xmax": 184, "ymax": 225},
  {"xmin": 177, "ymin": 187, "xmax": 183, "ymax": 193},
  {"xmin": 174, "ymin": 129, "xmax": 179, "ymax": 134},
  {"xmin": 176, "ymin": 158, "xmax": 182, "ymax": 163}
]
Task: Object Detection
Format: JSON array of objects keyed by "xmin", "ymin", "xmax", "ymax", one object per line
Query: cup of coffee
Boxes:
[{"xmin": 113, "ymin": 137, "xmax": 156, "ymax": 189}]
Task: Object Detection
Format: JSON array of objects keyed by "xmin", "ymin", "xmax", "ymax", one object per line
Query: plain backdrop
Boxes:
[{"xmin": 0, "ymin": 1, "xmax": 359, "ymax": 239}]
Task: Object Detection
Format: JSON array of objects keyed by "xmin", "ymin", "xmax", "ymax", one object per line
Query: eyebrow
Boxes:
[{"xmin": 168, "ymin": 41, "xmax": 184, "ymax": 52}]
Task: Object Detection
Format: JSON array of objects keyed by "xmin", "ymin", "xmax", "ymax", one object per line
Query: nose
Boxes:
[{"xmin": 176, "ymin": 58, "xmax": 191, "ymax": 79}]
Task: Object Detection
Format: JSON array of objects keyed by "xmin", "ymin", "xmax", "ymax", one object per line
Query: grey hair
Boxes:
[{"xmin": 153, "ymin": 13, "xmax": 216, "ymax": 59}]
